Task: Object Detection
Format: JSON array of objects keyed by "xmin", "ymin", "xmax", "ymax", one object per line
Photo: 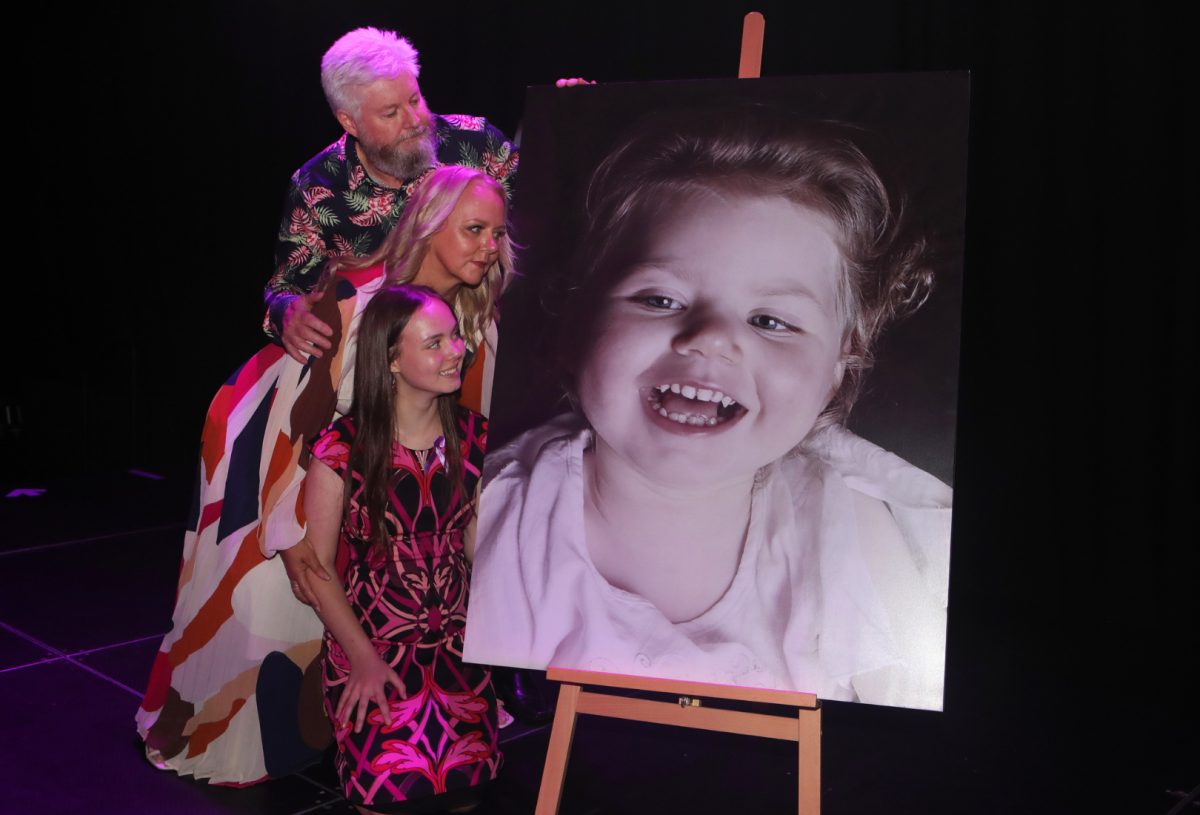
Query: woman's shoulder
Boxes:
[
  {"xmin": 311, "ymin": 415, "xmax": 356, "ymax": 474},
  {"xmin": 455, "ymin": 407, "xmax": 488, "ymax": 451},
  {"xmin": 323, "ymin": 413, "xmax": 357, "ymax": 438}
]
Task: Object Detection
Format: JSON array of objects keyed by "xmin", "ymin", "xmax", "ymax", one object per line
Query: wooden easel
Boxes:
[
  {"xmin": 534, "ymin": 668, "xmax": 821, "ymax": 815},
  {"xmin": 532, "ymin": 14, "xmax": 820, "ymax": 814}
]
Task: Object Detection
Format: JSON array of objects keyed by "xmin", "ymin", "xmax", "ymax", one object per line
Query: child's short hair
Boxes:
[{"xmin": 561, "ymin": 106, "xmax": 933, "ymax": 426}]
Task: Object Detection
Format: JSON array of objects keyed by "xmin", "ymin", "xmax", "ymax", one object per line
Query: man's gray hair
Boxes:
[{"xmin": 320, "ymin": 27, "xmax": 421, "ymax": 118}]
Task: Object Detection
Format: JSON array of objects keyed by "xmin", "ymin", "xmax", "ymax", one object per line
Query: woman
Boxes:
[
  {"xmin": 303, "ymin": 284, "xmax": 497, "ymax": 813},
  {"xmin": 138, "ymin": 166, "xmax": 512, "ymax": 784}
]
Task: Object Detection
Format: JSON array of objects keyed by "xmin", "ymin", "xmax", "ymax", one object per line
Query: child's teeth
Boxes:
[{"xmin": 648, "ymin": 384, "xmax": 739, "ymax": 422}]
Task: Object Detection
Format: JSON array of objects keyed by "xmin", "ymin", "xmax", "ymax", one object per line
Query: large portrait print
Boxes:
[{"xmin": 465, "ymin": 74, "xmax": 968, "ymax": 711}]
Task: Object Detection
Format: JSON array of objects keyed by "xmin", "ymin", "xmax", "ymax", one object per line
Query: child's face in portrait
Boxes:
[{"xmin": 577, "ymin": 192, "xmax": 847, "ymax": 488}]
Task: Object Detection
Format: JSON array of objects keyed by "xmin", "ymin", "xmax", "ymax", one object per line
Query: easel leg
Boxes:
[
  {"xmin": 535, "ymin": 682, "xmax": 582, "ymax": 815},
  {"xmin": 797, "ymin": 704, "xmax": 821, "ymax": 815}
]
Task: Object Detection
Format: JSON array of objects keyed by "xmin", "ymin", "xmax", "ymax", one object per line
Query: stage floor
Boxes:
[{"xmin": 0, "ymin": 469, "xmax": 1193, "ymax": 814}]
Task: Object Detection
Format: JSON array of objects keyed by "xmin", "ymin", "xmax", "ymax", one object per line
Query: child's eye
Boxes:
[
  {"xmin": 634, "ymin": 294, "xmax": 684, "ymax": 311},
  {"xmin": 749, "ymin": 314, "xmax": 799, "ymax": 333}
]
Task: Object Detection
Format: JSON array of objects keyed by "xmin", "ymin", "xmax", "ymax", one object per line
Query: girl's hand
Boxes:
[{"xmin": 335, "ymin": 649, "xmax": 405, "ymax": 734}]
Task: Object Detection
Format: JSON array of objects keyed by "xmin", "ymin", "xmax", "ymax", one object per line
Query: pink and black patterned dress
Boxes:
[{"xmin": 310, "ymin": 411, "xmax": 500, "ymax": 808}]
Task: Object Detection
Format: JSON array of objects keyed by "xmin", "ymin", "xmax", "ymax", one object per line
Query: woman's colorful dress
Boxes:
[
  {"xmin": 311, "ymin": 413, "xmax": 500, "ymax": 807},
  {"xmin": 138, "ymin": 261, "xmax": 499, "ymax": 783},
  {"xmin": 137, "ymin": 262, "xmax": 494, "ymax": 784}
]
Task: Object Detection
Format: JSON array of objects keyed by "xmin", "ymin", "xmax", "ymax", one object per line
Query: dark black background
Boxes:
[{"xmin": 5, "ymin": 2, "xmax": 1193, "ymax": 812}]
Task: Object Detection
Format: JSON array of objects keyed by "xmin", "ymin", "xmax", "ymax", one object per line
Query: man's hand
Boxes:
[
  {"xmin": 282, "ymin": 291, "xmax": 333, "ymax": 363},
  {"xmin": 281, "ymin": 536, "xmax": 333, "ymax": 612},
  {"xmin": 555, "ymin": 77, "xmax": 596, "ymax": 87}
]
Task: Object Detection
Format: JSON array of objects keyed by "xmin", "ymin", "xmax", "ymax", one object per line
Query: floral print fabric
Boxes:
[{"xmin": 265, "ymin": 115, "xmax": 518, "ymax": 338}]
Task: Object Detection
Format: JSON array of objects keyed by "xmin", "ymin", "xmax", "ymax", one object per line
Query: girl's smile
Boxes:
[
  {"xmin": 389, "ymin": 299, "xmax": 466, "ymax": 397},
  {"xmin": 643, "ymin": 382, "xmax": 746, "ymax": 430},
  {"xmin": 577, "ymin": 192, "xmax": 847, "ymax": 487}
]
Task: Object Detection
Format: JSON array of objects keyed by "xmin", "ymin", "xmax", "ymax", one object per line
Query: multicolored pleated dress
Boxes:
[{"xmin": 136, "ymin": 262, "xmax": 494, "ymax": 784}]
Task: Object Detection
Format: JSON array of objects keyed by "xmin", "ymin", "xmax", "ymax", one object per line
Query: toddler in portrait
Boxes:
[{"xmin": 465, "ymin": 109, "xmax": 952, "ymax": 711}]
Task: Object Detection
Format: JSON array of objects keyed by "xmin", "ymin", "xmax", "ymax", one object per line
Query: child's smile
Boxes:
[
  {"xmin": 644, "ymin": 382, "xmax": 745, "ymax": 429},
  {"xmin": 578, "ymin": 192, "xmax": 847, "ymax": 487}
]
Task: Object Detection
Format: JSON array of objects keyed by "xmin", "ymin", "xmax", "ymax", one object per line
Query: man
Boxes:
[{"xmin": 266, "ymin": 26, "xmax": 517, "ymax": 363}]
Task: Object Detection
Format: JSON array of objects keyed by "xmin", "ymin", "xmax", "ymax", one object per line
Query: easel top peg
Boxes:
[{"xmin": 738, "ymin": 11, "xmax": 765, "ymax": 79}]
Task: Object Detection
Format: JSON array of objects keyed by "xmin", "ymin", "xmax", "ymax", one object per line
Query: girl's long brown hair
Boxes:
[{"xmin": 349, "ymin": 285, "xmax": 465, "ymax": 552}]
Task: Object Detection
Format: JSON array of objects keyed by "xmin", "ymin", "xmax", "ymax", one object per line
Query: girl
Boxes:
[
  {"xmin": 302, "ymin": 284, "xmax": 498, "ymax": 814},
  {"xmin": 139, "ymin": 166, "xmax": 511, "ymax": 782},
  {"xmin": 464, "ymin": 110, "xmax": 952, "ymax": 711}
]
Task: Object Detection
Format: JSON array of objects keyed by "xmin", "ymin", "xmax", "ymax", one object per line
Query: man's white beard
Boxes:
[{"xmin": 362, "ymin": 128, "xmax": 437, "ymax": 183}]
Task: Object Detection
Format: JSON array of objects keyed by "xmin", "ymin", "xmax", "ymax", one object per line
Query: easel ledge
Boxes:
[
  {"xmin": 550, "ymin": 666, "xmax": 816, "ymax": 706},
  {"xmin": 536, "ymin": 667, "xmax": 822, "ymax": 815}
]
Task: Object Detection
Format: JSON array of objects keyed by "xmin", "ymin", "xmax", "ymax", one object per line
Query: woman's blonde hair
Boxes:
[{"xmin": 325, "ymin": 165, "xmax": 513, "ymax": 349}]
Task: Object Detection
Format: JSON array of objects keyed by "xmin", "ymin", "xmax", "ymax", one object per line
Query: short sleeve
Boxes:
[
  {"xmin": 460, "ymin": 410, "xmax": 487, "ymax": 468},
  {"xmin": 311, "ymin": 416, "xmax": 356, "ymax": 477}
]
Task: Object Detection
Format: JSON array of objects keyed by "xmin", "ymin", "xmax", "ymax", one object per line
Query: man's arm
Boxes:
[
  {"xmin": 265, "ymin": 178, "xmax": 335, "ymax": 361},
  {"xmin": 265, "ymin": 179, "xmax": 330, "ymax": 338}
]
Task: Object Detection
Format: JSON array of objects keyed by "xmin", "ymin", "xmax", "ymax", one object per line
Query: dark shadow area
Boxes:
[{"xmin": 2, "ymin": 1, "xmax": 1194, "ymax": 813}]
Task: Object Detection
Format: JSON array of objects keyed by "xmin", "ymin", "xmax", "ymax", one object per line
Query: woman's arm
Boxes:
[{"xmin": 301, "ymin": 458, "xmax": 404, "ymax": 732}]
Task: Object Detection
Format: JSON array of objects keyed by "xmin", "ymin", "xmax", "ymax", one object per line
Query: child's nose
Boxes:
[{"xmin": 670, "ymin": 309, "xmax": 742, "ymax": 363}]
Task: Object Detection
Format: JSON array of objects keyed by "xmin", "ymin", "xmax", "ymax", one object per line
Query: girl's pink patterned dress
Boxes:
[{"xmin": 311, "ymin": 412, "xmax": 499, "ymax": 808}]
